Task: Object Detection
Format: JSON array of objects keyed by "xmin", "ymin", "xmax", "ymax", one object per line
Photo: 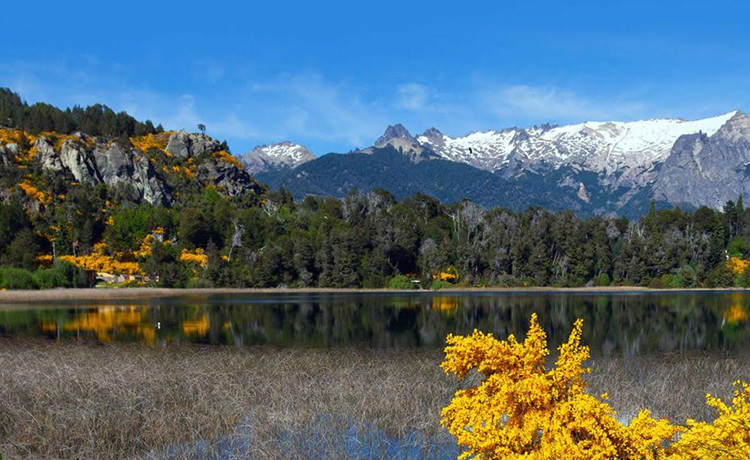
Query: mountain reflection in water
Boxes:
[{"xmin": 0, "ymin": 291, "xmax": 748, "ymax": 355}]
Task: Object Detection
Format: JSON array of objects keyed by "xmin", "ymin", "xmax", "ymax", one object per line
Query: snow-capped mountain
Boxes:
[
  {"xmin": 253, "ymin": 110, "xmax": 750, "ymax": 216},
  {"xmin": 382, "ymin": 111, "xmax": 745, "ymax": 212},
  {"xmin": 241, "ymin": 141, "xmax": 315, "ymax": 174},
  {"xmin": 417, "ymin": 111, "xmax": 737, "ymax": 177},
  {"xmin": 364, "ymin": 123, "xmax": 438, "ymax": 163}
]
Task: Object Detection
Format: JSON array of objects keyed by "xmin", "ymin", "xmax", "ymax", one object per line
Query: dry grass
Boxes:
[
  {"xmin": 589, "ymin": 354, "xmax": 749, "ymax": 424},
  {"xmin": 0, "ymin": 341, "xmax": 746, "ymax": 460}
]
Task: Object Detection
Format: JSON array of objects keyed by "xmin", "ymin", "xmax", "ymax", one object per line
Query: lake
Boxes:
[{"xmin": 0, "ymin": 290, "xmax": 748, "ymax": 355}]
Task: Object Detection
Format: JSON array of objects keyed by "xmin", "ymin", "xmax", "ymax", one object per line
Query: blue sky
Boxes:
[{"xmin": 3, "ymin": 0, "xmax": 750, "ymax": 154}]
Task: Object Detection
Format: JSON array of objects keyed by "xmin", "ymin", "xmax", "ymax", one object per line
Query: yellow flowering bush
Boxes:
[
  {"xmin": 0, "ymin": 127, "xmax": 26, "ymax": 145},
  {"xmin": 727, "ymin": 256, "xmax": 750, "ymax": 274},
  {"xmin": 133, "ymin": 228, "xmax": 165, "ymax": 259},
  {"xmin": 213, "ymin": 150, "xmax": 245, "ymax": 169},
  {"xmin": 60, "ymin": 242, "xmax": 141, "ymax": 275},
  {"xmin": 18, "ymin": 180, "xmax": 51, "ymax": 205},
  {"xmin": 129, "ymin": 132, "xmax": 173, "ymax": 155},
  {"xmin": 441, "ymin": 314, "xmax": 750, "ymax": 459},
  {"xmin": 670, "ymin": 381, "xmax": 750, "ymax": 459},
  {"xmin": 179, "ymin": 248, "xmax": 208, "ymax": 268}
]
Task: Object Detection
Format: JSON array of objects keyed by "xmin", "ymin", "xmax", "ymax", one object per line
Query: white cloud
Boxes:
[
  {"xmin": 477, "ymin": 84, "xmax": 648, "ymax": 123},
  {"xmin": 0, "ymin": 59, "xmax": 658, "ymax": 153},
  {"xmin": 396, "ymin": 83, "xmax": 429, "ymax": 111},
  {"xmin": 247, "ymin": 73, "xmax": 388, "ymax": 147}
]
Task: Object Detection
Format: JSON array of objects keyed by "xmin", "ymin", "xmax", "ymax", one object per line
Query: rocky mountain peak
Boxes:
[
  {"xmin": 538, "ymin": 122, "xmax": 557, "ymax": 131},
  {"xmin": 241, "ymin": 141, "xmax": 316, "ymax": 174},
  {"xmin": 374, "ymin": 124, "xmax": 415, "ymax": 148},
  {"xmin": 713, "ymin": 110, "xmax": 750, "ymax": 141},
  {"xmin": 421, "ymin": 127, "xmax": 443, "ymax": 139}
]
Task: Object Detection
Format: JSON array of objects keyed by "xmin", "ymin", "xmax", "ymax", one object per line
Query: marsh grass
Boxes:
[{"xmin": 0, "ymin": 340, "xmax": 746, "ymax": 459}]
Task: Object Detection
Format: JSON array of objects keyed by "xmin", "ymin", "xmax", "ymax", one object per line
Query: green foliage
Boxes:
[
  {"xmin": 142, "ymin": 241, "xmax": 189, "ymax": 288},
  {"xmin": 32, "ymin": 261, "xmax": 89, "ymax": 289},
  {"xmin": 5, "ymin": 228, "xmax": 40, "ymax": 270},
  {"xmin": 0, "ymin": 199, "xmax": 28, "ymax": 251},
  {"xmin": 0, "ymin": 268, "xmax": 38, "ymax": 290},
  {"xmin": 105, "ymin": 206, "xmax": 153, "ymax": 253},
  {"xmin": 4, "ymin": 190, "xmax": 750, "ymax": 290},
  {"xmin": 727, "ymin": 236, "xmax": 747, "ymax": 258},
  {"xmin": 430, "ymin": 280, "xmax": 454, "ymax": 290},
  {"xmin": 0, "ymin": 88, "xmax": 161, "ymax": 137},
  {"xmin": 387, "ymin": 275, "xmax": 414, "ymax": 290},
  {"xmin": 33, "ymin": 268, "xmax": 66, "ymax": 289},
  {"xmin": 661, "ymin": 274, "xmax": 685, "ymax": 289},
  {"xmin": 1, "ymin": 104, "xmax": 750, "ymax": 294}
]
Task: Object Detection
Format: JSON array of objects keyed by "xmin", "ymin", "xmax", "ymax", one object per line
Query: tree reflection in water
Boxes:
[{"xmin": 0, "ymin": 292, "xmax": 747, "ymax": 355}]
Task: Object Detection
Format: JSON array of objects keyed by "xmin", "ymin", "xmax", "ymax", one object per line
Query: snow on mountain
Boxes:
[
  {"xmin": 244, "ymin": 111, "xmax": 746, "ymax": 214},
  {"xmin": 416, "ymin": 111, "xmax": 738, "ymax": 177},
  {"xmin": 241, "ymin": 141, "xmax": 316, "ymax": 174}
]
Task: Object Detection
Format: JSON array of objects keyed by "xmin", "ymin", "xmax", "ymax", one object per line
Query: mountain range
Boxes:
[
  {"xmin": 2, "ymin": 84, "xmax": 746, "ymax": 218},
  {"xmin": 245, "ymin": 111, "xmax": 750, "ymax": 216}
]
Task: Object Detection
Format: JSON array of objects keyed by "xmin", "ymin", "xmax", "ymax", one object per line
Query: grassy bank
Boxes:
[{"xmin": 0, "ymin": 341, "xmax": 746, "ymax": 460}]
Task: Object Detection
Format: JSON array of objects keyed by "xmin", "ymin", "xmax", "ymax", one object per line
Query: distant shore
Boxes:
[{"xmin": 1, "ymin": 285, "xmax": 749, "ymax": 303}]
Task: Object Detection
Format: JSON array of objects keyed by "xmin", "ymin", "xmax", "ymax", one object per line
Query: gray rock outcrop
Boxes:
[
  {"xmin": 197, "ymin": 159, "xmax": 262, "ymax": 197},
  {"xmin": 653, "ymin": 112, "xmax": 750, "ymax": 208},
  {"xmin": 59, "ymin": 140, "xmax": 101, "ymax": 183},
  {"xmin": 22, "ymin": 131, "xmax": 260, "ymax": 206},
  {"xmin": 165, "ymin": 131, "xmax": 220, "ymax": 158},
  {"xmin": 367, "ymin": 124, "xmax": 439, "ymax": 163},
  {"xmin": 93, "ymin": 143, "xmax": 171, "ymax": 206}
]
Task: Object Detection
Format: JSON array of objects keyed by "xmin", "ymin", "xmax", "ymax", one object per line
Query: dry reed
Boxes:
[{"xmin": 0, "ymin": 340, "xmax": 745, "ymax": 459}]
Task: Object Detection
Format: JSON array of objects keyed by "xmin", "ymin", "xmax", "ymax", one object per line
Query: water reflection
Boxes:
[{"xmin": 0, "ymin": 292, "xmax": 748, "ymax": 355}]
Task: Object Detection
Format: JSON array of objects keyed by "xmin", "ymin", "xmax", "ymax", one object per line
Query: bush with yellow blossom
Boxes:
[
  {"xmin": 727, "ymin": 256, "xmax": 750, "ymax": 275},
  {"xmin": 441, "ymin": 314, "xmax": 750, "ymax": 459}
]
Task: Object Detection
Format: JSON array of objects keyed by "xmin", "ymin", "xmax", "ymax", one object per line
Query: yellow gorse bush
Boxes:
[
  {"xmin": 441, "ymin": 314, "xmax": 750, "ymax": 460},
  {"xmin": 129, "ymin": 132, "xmax": 174, "ymax": 156},
  {"xmin": 179, "ymin": 248, "xmax": 208, "ymax": 268},
  {"xmin": 727, "ymin": 256, "xmax": 750, "ymax": 274},
  {"xmin": 670, "ymin": 381, "xmax": 750, "ymax": 459},
  {"xmin": 60, "ymin": 242, "xmax": 141, "ymax": 275},
  {"xmin": 213, "ymin": 150, "xmax": 245, "ymax": 169}
]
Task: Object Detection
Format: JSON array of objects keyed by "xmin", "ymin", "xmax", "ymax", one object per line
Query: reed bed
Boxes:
[{"xmin": 0, "ymin": 340, "xmax": 745, "ymax": 460}]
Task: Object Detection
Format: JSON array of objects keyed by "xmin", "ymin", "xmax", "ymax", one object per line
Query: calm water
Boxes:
[{"xmin": 0, "ymin": 291, "xmax": 749, "ymax": 355}]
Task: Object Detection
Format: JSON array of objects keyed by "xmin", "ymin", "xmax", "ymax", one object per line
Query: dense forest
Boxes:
[
  {"xmin": 0, "ymin": 88, "xmax": 163, "ymax": 138},
  {"xmin": 0, "ymin": 183, "xmax": 749, "ymax": 289},
  {"xmin": 1, "ymin": 88, "xmax": 750, "ymax": 290}
]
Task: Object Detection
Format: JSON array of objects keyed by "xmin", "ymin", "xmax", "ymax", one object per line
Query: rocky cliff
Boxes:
[
  {"xmin": 2, "ymin": 129, "xmax": 262, "ymax": 207},
  {"xmin": 654, "ymin": 111, "xmax": 750, "ymax": 209}
]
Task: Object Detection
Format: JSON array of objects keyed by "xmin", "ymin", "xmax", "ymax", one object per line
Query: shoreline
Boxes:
[{"xmin": 0, "ymin": 285, "xmax": 748, "ymax": 303}]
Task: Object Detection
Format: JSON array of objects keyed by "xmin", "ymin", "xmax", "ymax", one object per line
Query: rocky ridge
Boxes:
[{"xmin": 4, "ymin": 130, "xmax": 261, "ymax": 207}]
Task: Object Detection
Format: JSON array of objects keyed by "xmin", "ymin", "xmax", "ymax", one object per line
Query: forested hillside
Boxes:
[
  {"xmin": 257, "ymin": 147, "xmax": 582, "ymax": 212},
  {"xmin": 0, "ymin": 88, "xmax": 163, "ymax": 139},
  {"xmin": 1, "ymin": 89, "xmax": 750, "ymax": 289},
  {"xmin": 1, "ymin": 182, "xmax": 749, "ymax": 289}
]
